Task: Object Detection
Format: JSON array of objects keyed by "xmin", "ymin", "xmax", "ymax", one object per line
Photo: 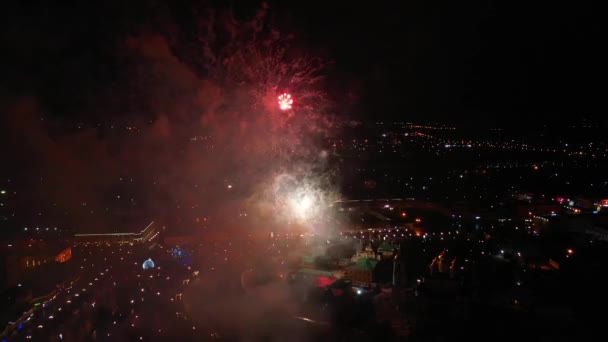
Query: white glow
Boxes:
[
  {"xmin": 268, "ymin": 169, "xmax": 338, "ymax": 232},
  {"xmin": 289, "ymin": 193, "xmax": 314, "ymax": 220}
]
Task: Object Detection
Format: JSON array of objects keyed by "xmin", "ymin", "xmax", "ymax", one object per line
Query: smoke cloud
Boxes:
[
  {"xmin": 0, "ymin": 3, "xmax": 339, "ymax": 236},
  {"xmin": 0, "ymin": 3, "xmax": 354, "ymax": 340}
]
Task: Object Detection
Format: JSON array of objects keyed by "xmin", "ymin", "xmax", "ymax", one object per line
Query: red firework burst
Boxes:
[{"xmin": 277, "ymin": 93, "xmax": 293, "ymax": 111}]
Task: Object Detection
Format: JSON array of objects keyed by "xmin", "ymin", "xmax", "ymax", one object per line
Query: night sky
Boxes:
[
  {"xmin": 0, "ymin": 0, "xmax": 603, "ymax": 125},
  {"xmin": 278, "ymin": 0, "xmax": 604, "ymax": 125}
]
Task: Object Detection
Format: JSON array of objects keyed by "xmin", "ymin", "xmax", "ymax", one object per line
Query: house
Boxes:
[
  {"xmin": 351, "ymin": 245, "xmax": 377, "ymax": 263},
  {"xmin": 378, "ymin": 241, "xmax": 397, "ymax": 259},
  {"xmin": 345, "ymin": 258, "xmax": 379, "ymax": 286}
]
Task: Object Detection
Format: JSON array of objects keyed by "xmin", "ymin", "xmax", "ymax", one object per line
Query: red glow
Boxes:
[
  {"xmin": 316, "ymin": 276, "xmax": 336, "ymax": 288},
  {"xmin": 55, "ymin": 247, "xmax": 72, "ymax": 263},
  {"xmin": 331, "ymin": 288, "xmax": 344, "ymax": 296}
]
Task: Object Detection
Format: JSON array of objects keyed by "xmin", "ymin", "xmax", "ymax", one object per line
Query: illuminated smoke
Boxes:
[
  {"xmin": 0, "ymin": 3, "xmax": 346, "ymax": 339},
  {"xmin": 187, "ymin": 5, "xmax": 338, "ymax": 233},
  {"xmin": 0, "ymin": 3, "xmax": 339, "ymax": 237}
]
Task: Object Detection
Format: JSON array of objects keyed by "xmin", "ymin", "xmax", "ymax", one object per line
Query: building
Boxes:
[
  {"xmin": 378, "ymin": 241, "xmax": 397, "ymax": 259},
  {"xmin": 74, "ymin": 221, "xmax": 157, "ymax": 244},
  {"xmin": 54, "ymin": 247, "xmax": 72, "ymax": 263},
  {"xmin": 0, "ymin": 240, "xmax": 73, "ymax": 294},
  {"xmin": 345, "ymin": 258, "xmax": 378, "ymax": 286},
  {"xmin": 351, "ymin": 245, "xmax": 377, "ymax": 263}
]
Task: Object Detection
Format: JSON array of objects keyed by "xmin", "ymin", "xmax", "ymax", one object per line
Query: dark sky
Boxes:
[
  {"xmin": 1, "ymin": 0, "xmax": 604, "ymax": 126},
  {"xmin": 284, "ymin": 0, "xmax": 604, "ymax": 125}
]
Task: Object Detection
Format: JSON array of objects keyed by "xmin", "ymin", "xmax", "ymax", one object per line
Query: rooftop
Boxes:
[{"xmin": 347, "ymin": 258, "xmax": 378, "ymax": 271}]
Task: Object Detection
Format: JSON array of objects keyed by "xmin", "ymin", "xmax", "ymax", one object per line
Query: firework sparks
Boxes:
[
  {"xmin": 267, "ymin": 171, "xmax": 338, "ymax": 232},
  {"xmin": 287, "ymin": 190, "xmax": 314, "ymax": 221},
  {"xmin": 277, "ymin": 93, "xmax": 293, "ymax": 111}
]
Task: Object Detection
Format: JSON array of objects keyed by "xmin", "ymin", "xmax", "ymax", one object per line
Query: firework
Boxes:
[
  {"xmin": 195, "ymin": 7, "xmax": 330, "ymax": 118},
  {"xmin": 286, "ymin": 189, "xmax": 315, "ymax": 221},
  {"xmin": 277, "ymin": 93, "xmax": 293, "ymax": 111},
  {"xmin": 267, "ymin": 171, "xmax": 338, "ymax": 232},
  {"xmin": 185, "ymin": 5, "xmax": 337, "ymax": 233}
]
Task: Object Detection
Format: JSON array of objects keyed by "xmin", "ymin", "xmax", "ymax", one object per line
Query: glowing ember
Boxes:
[{"xmin": 277, "ymin": 93, "xmax": 293, "ymax": 111}]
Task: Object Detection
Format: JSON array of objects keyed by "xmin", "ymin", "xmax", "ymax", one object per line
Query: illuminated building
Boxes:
[
  {"xmin": 74, "ymin": 221, "xmax": 157, "ymax": 244},
  {"xmin": 1, "ymin": 241, "xmax": 72, "ymax": 292},
  {"xmin": 351, "ymin": 245, "xmax": 377, "ymax": 263},
  {"xmin": 54, "ymin": 247, "xmax": 72, "ymax": 263},
  {"xmin": 345, "ymin": 258, "xmax": 378, "ymax": 286},
  {"xmin": 378, "ymin": 241, "xmax": 397, "ymax": 259}
]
